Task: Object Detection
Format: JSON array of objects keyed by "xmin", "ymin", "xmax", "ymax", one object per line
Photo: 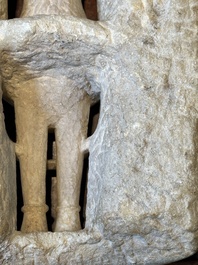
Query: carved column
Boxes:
[{"xmin": 13, "ymin": 0, "xmax": 90, "ymax": 232}]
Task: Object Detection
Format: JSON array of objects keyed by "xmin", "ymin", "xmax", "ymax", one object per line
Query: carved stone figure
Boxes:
[
  {"xmin": 5, "ymin": 0, "xmax": 91, "ymax": 233},
  {"xmin": 0, "ymin": 0, "xmax": 197, "ymax": 264}
]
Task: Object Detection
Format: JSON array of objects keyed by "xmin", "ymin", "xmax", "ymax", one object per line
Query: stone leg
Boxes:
[
  {"xmin": 15, "ymin": 101, "xmax": 48, "ymax": 233},
  {"xmin": 54, "ymin": 99, "xmax": 90, "ymax": 232}
]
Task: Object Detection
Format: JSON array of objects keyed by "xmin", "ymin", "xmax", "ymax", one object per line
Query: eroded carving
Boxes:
[
  {"xmin": 4, "ymin": 0, "xmax": 91, "ymax": 233},
  {"xmin": 0, "ymin": 0, "xmax": 197, "ymax": 264}
]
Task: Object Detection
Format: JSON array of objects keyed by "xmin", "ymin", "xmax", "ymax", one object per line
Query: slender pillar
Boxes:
[
  {"xmin": 15, "ymin": 91, "xmax": 48, "ymax": 233},
  {"xmin": 54, "ymin": 89, "xmax": 90, "ymax": 232},
  {"xmin": 13, "ymin": 0, "xmax": 90, "ymax": 233}
]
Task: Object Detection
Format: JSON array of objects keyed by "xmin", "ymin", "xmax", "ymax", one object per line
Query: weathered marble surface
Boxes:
[{"xmin": 0, "ymin": 0, "xmax": 197, "ymax": 264}]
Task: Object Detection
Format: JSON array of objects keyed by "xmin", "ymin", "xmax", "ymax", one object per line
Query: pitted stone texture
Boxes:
[{"xmin": 0, "ymin": 0, "xmax": 197, "ymax": 264}]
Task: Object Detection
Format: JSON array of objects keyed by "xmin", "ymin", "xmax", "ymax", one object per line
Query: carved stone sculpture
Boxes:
[
  {"xmin": 4, "ymin": 0, "xmax": 91, "ymax": 233},
  {"xmin": 0, "ymin": 0, "xmax": 197, "ymax": 264}
]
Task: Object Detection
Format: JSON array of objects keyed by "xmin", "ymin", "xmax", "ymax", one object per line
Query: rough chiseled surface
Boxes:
[{"xmin": 0, "ymin": 0, "xmax": 198, "ymax": 264}]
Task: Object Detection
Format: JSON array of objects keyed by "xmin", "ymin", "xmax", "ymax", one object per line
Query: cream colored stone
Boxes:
[
  {"xmin": 3, "ymin": 0, "xmax": 90, "ymax": 234},
  {"xmin": 13, "ymin": 76, "xmax": 90, "ymax": 233},
  {"xmin": 0, "ymin": 0, "xmax": 7, "ymax": 19},
  {"xmin": 20, "ymin": 0, "xmax": 86, "ymax": 18}
]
